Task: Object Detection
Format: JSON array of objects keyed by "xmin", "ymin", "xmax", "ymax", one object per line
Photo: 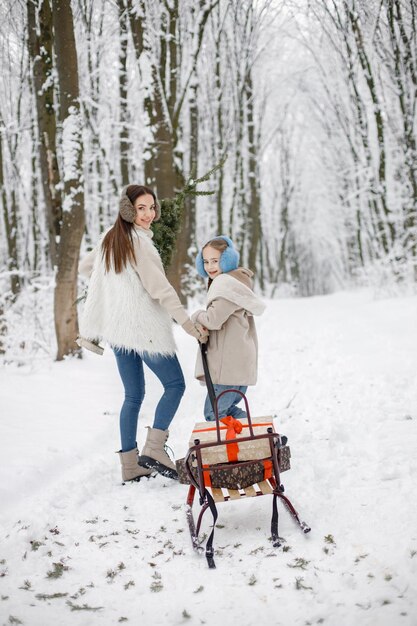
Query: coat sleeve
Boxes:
[
  {"xmin": 132, "ymin": 238, "xmax": 189, "ymax": 326},
  {"xmin": 191, "ymin": 298, "xmax": 240, "ymax": 330},
  {"xmin": 78, "ymin": 248, "xmax": 97, "ymax": 278}
]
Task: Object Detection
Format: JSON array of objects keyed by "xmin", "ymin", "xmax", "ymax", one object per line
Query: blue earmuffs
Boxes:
[{"xmin": 196, "ymin": 235, "xmax": 240, "ymax": 278}]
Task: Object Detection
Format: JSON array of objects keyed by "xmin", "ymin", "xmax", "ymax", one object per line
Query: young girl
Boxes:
[
  {"xmin": 78, "ymin": 184, "xmax": 208, "ymax": 482},
  {"xmin": 191, "ymin": 236, "xmax": 265, "ymax": 421}
]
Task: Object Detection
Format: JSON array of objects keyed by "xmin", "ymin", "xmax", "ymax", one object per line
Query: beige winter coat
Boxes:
[
  {"xmin": 78, "ymin": 226, "xmax": 190, "ymax": 355},
  {"xmin": 191, "ymin": 268, "xmax": 265, "ymax": 385}
]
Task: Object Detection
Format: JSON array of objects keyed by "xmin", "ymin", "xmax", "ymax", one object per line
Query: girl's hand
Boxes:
[
  {"xmin": 182, "ymin": 319, "xmax": 208, "ymax": 342},
  {"xmin": 195, "ymin": 323, "xmax": 209, "ymax": 344}
]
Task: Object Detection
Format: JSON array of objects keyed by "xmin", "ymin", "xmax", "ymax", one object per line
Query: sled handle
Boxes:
[{"xmin": 200, "ymin": 342, "xmax": 254, "ymax": 440}]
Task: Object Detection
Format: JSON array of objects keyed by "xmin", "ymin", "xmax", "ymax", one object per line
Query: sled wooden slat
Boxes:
[
  {"xmin": 243, "ymin": 485, "xmax": 257, "ymax": 497},
  {"xmin": 226, "ymin": 488, "xmax": 242, "ymax": 500},
  {"xmin": 211, "ymin": 487, "xmax": 224, "ymax": 502},
  {"xmin": 259, "ymin": 480, "xmax": 273, "ymax": 495}
]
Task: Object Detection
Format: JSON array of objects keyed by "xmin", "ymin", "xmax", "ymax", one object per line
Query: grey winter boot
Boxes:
[
  {"xmin": 117, "ymin": 448, "xmax": 153, "ymax": 483},
  {"xmin": 138, "ymin": 427, "xmax": 178, "ymax": 480}
]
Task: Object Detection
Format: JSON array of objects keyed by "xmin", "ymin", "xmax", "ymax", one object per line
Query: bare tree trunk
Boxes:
[
  {"xmin": 228, "ymin": 0, "xmax": 263, "ymax": 266},
  {"xmin": 347, "ymin": 1, "xmax": 394, "ymax": 249},
  {"xmin": 0, "ymin": 121, "xmax": 20, "ymax": 299},
  {"xmin": 245, "ymin": 69, "xmax": 262, "ymax": 275},
  {"xmin": 118, "ymin": 0, "xmax": 129, "ymax": 185},
  {"xmin": 27, "ymin": 0, "xmax": 62, "ymax": 267},
  {"xmin": 138, "ymin": 1, "xmax": 219, "ymax": 298},
  {"xmin": 128, "ymin": 0, "xmax": 144, "ymax": 59},
  {"xmin": 52, "ymin": 0, "xmax": 85, "ymax": 360},
  {"xmin": 229, "ymin": 87, "xmax": 245, "ymax": 249},
  {"xmin": 78, "ymin": 0, "xmax": 111, "ymax": 236},
  {"xmin": 182, "ymin": 79, "xmax": 199, "ymax": 292},
  {"xmin": 213, "ymin": 5, "xmax": 226, "ymax": 235},
  {"xmin": 385, "ymin": 0, "xmax": 417, "ymax": 259},
  {"xmin": 29, "ymin": 96, "xmax": 40, "ymax": 273},
  {"xmin": 276, "ymin": 130, "xmax": 295, "ymax": 284}
]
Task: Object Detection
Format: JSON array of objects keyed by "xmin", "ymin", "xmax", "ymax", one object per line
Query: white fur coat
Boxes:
[{"xmin": 79, "ymin": 228, "xmax": 183, "ymax": 355}]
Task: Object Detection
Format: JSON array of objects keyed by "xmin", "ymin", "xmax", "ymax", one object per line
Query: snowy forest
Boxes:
[
  {"xmin": 1, "ymin": 3, "xmax": 417, "ymax": 624},
  {"xmin": 0, "ymin": 0, "xmax": 416, "ymax": 361}
]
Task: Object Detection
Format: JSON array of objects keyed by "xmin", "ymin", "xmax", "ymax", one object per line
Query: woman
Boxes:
[{"xmin": 78, "ymin": 185, "xmax": 208, "ymax": 482}]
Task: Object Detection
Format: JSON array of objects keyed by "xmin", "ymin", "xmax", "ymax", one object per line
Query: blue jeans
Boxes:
[
  {"xmin": 113, "ymin": 348, "xmax": 185, "ymax": 452},
  {"xmin": 204, "ymin": 384, "xmax": 248, "ymax": 422}
]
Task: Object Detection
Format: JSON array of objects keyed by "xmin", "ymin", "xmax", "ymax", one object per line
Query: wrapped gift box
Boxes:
[{"xmin": 189, "ymin": 416, "xmax": 277, "ymax": 465}]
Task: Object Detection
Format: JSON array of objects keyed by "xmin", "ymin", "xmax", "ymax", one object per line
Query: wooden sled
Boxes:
[{"xmin": 182, "ymin": 344, "xmax": 311, "ymax": 569}]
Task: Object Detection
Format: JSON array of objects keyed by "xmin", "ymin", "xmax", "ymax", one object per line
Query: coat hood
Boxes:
[
  {"xmin": 227, "ymin": 267, "xmax": 254, "ymax": 289},
  {"xmin": 207, "ymin": 269, "xmax": 265, "ymax": 316}
]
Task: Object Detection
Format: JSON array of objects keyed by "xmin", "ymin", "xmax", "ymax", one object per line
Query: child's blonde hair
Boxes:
[{"xmin": 202, "ymin": 238, "xmax": 228, "ymax": 254}]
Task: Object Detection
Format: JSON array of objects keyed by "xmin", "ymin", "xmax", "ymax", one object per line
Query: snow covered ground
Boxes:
[{"xmin": 1, "ymin": 289, "xmax": 416, "ymax": 626}]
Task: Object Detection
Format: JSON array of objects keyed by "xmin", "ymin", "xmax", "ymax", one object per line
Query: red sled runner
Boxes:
[{"xmin": 177, "ymin": 343, "xmax": 311, "ymax": 568}]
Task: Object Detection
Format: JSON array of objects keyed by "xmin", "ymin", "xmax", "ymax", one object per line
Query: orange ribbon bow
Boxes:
[{"xmin": 220, "ymin": 416, "xmax": 243, "ymax": 462}]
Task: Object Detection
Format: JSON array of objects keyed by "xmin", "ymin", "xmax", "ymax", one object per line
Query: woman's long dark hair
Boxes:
[{"xmin": 102, "ymin": 185, "xmax": 157, "ymax": 274}]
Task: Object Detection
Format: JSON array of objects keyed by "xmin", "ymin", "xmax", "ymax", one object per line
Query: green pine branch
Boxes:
[{"xmin": 152, "ymin": 156, "xmax": 227, "ymax": 268}]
